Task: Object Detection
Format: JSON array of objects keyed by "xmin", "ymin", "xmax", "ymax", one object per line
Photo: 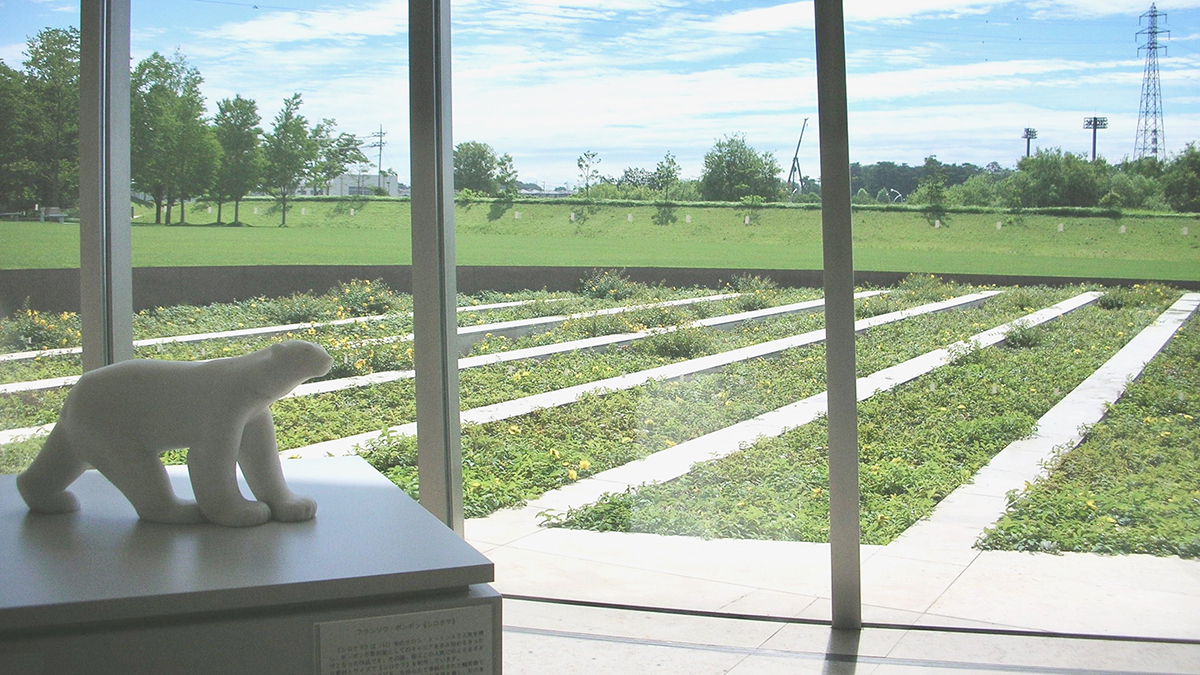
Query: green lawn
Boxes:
[{"xmin": 2, "ymin": 199, "xmax": 1198, "ymax": 279}]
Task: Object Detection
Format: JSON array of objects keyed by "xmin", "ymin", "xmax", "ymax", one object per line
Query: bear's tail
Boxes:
[{"xmin": 17, "ymin": 425, "xmax": 87, "ymax": 514}]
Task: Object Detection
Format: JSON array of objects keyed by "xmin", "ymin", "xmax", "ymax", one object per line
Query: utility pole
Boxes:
[
  {"xmin": 363, "ymin": 125, "xmax": 387, "ymax": 189},
  {"xmin": 1083, "ymin": 116, "xmax": 1107, "ymax": 161},
  {"xmin": 1021, "ymin": 128, "xmax": 1037, "ymax": 158},
  {"xmin": 1135, "ymin": 3, "xmax": 1168, "ymax": 162}
]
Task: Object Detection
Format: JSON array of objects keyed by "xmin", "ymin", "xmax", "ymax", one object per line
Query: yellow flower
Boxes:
[
  {"xmin": 578, "ymin": 459, "xmax": 591, "ymax": 470},
  {"xmin": 567, "ymin": 469, "xmax": 578, "ymax": 481},
  {"xmin": 549, "ymin": 448, "xmax": 560, "ymax": 459},
  {"xmin": 956, "ymin": 404, "xmax": 966, "ymax": 410},
  {"xmin": 810, "ymin": 487, "xmax": 823, "ymax": 497},
  {"xmin": 1160, "ymin": 431, "xmax": 1171, "ymax": 438},
  {"xmin": 508, "ymin": 424, "xmax": 521, "ymax": 435}
]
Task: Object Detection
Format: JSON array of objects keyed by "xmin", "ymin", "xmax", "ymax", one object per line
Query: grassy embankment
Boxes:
[{"xmin": 1, "ymin": 198, "xmax": 1198, "ymax": 279}]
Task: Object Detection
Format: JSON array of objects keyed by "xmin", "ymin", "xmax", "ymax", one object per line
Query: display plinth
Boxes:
[{"xmin": 0, "ymin": 456, "xmax": 501, "ymax": 674}]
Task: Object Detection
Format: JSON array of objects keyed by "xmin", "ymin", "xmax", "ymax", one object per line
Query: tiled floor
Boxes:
[{"xmin": 502, "ymin": 599, "xmax": 1200, "ymax": 674}]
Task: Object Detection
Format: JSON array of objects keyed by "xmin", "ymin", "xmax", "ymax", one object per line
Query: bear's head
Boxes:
[{"xmin": 255, "ymin": 340, "xmax": 334, "ymax": 400}]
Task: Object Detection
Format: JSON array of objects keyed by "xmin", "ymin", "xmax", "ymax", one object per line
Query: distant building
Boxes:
[
  {"xmin": 517, "ymin": 188, "xmax": 572, "ymax": 199},
  {"xmin": 299, "ymin": 173, "xmax": 409, "ymax": 198}
]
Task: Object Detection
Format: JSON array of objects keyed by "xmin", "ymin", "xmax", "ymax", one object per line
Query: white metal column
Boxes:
[
  {"xmin": 814, "ymin": 0, "xmax": 862, "ymax": 629},
  {"xmin": 409, "ymin": 0, "xmax": 464, "ymax": 535},
  {"xmin": 79, "ymin": 0, "xmax": 134, "ymax": 372}
]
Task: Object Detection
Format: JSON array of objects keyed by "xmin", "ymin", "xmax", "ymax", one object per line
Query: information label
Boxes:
[{"xmin": 316, "ymin": 606, "xmax": 493, "ymax": 675}]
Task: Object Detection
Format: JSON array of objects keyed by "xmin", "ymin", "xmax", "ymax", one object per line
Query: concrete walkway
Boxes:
[
  {"xmin": 467, "ymin": 294, "xmax": 1200, "ymax": 641},
  {"xmin": 0, "ymin": 296, "xmax": 550, "ymax": 363}
]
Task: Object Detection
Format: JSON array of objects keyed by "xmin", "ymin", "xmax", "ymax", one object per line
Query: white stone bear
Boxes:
[{"xmin": 17, "ymin": 340, "xmax": 334, "ymax": 527}]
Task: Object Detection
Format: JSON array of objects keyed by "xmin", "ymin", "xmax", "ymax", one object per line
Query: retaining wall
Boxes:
[{"xmin": 3, "ymin": 265, "xmax": 1198, "ymax": 314}]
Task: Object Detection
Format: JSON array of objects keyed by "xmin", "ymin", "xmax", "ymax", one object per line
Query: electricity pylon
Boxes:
[{"xmin": 1135, "ymin": 4, "xmax": 1169, "ymax": 162}]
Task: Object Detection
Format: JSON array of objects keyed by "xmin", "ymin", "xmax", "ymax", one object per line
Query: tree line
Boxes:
[
  {"xmin": 4, "ymin": 26, "xmax": 1199, "ymax": 220},
  {"xmin": 855, "ymin": 150, "xmax": 1200, "ymax": 213},
  {"xmin": 0, "ymin": 28, "xmax": 367, "ymax": 226}
]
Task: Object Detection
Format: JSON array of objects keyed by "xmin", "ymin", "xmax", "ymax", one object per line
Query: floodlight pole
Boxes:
[
  {"xmin": 1083, "ymin": 116, "xmax": 1108, "ymax": 161},
  {"xmin": 814, "ymin": 0, "xmax": 861, "ymax": 630},
  {"xmin": 1022, "ymin": 128, "xmax": 1037, "ymax": 158}
]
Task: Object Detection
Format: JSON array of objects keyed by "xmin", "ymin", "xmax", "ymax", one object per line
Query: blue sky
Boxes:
[{"xmin": 2, "ymin": 0, "xmax": 1198, "ymax": 188}]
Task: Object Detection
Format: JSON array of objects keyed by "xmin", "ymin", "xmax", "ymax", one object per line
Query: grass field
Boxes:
[{"xmin": 2, "ymin": 199, "xmax": 1198, "ymax": 279}]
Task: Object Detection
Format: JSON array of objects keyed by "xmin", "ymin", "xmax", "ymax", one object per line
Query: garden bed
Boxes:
[
  {"xmin": 542, "ymin": 285, "xmax": 1178, "ymax": 543},
  {"xmin": 357, "ymin": 282, "xmax": 1089, "ymax": 517},
  {"xmin": 2, "ymin": 277, "xmax": 1187, "ymax": 556},
  {"xmin": 978, "ymin": 303, "xmax": 1200, "ymax": 558}
]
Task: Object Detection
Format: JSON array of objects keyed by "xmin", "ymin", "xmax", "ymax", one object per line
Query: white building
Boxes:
[{"xmin": 301, "ymin": 173, "xmax": 409, "ymax": 197}]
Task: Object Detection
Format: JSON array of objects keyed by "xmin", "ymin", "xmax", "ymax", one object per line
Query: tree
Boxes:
[
  {"xmin": 699, "ymin": 134, "xmax": 781, "ymax": 202},
  {"xmin": 577, "ymin": 150, "xmax": 600, "ymax": 199},
  {"xmin": 21, "ymin": 27, "xmax": 79, "ymax": 209},
  {"xmin": 618, "ymin": 167, "xmax": 654, "ymax": 190},
  {"xmin": 261, "ymin": 93, "xmax": 317, "ymax": 227},
  {"xmin": 1162, "ymin": 143, "xmax": 1200, "ymax": 213},
  {"xmin": 0, "ymin": 60, "xmax": 29, "ymax": 209},
  {"xmin": 454, "ymin": 141, "xmax": 499, "ymax": 194},
  {"xmin": 308, "ymin": 118, "xmax": 367, "ymax": 196},
  {"xmin": 131, "ymin": 50, "xmax": 218, "ymax": 225},
  {"xmin": 946, "ymin": 173, "xmax": 996, "ymax": 207},
  {"xmin": 495, "ymin": 153, "xmax": 518, "ymax": 197},
  {"xmin": 910, "ymin": 156, "xmax": 947, "ymax": 225},
  {"xmin": 131, "ymin": 52, "xmax": 176, "ymax": 223},
  {"xmin": 171, "ymin": 81, "xmax": 219, "ymax": 224},
  {"xmin": 653, "ymin": 152, "xmax": 680, "ymax": 200},
  {"xmin": 212, "ymin": 95, "xmax": 263, "ymax": 224},
  {"xmin": 451, "ymin": 141, "xmax": 518, "ymax": 197},
  {"xmin": 997, "ymin": 148, "xmax": 1107, "ymax": 208}
]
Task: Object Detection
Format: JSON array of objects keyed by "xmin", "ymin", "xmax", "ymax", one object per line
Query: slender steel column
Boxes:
[
  {"xmin": 410, "ymin": 0, "xmax": 464, "ymax": 534},
  {"xmin": 814, "ymin": 0, "xmax": 862, "ymax": 629},
  {"xmin": 79, "ymin": 0, "xmax": 134, "ymax": 372}
]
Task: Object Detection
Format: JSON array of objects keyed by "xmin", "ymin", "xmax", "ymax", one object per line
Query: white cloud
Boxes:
[
  {"xmin": 0, "ymin": 42, "xmax": 25, "ymax": 66},
  {"xmin": 1026, "ymin": 0, "xmax": 1200, "ymax": 19},
  {"xmin": 202, "ymin": 0, "xmax": 407, "ymax": 45}
]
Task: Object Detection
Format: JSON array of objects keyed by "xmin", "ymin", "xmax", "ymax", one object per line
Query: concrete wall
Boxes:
[{"xmin": 2, "ymin": 265, "xmax": 1197, "ymax": 314}]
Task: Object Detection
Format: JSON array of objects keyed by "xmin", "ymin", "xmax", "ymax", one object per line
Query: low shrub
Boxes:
[
  {"xmin": 579, "ymin": 269, "xmax": 645, "ymax": 300},
  {"xmin": 634, "ymin": 327, "xmax": 715, "ymax": 360},
  {"xmin": 0, "ymin": 302, "xmax": 81, "ymax": 351}
]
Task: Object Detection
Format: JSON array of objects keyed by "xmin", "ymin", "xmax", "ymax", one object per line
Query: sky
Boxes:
[{"xmin": 2, "ymin": 0, "xmax": 1199, "ymax": 189}]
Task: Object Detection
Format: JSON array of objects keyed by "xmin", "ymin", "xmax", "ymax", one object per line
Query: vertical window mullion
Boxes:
[
  {"xmin": 814, "ymin": 0, "xmax": 862, "ymax": 629},
  {"xmin": 409, "ymin": 0, "xmax": 464, "ymax": 535},
  {"xmin": 79, "ymin": 0, "xmax": 134, "ymax": 372}
]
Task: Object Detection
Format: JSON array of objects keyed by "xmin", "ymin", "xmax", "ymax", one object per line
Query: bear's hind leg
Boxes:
[
  {"xmin": 17, "ymin": 426, "xmax": 86, "ymax": 514},
  {"xmin": 93, "ymin": 451, "xmax": 203, "ymax": 524}
]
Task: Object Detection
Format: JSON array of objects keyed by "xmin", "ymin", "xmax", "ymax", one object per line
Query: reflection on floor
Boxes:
[{"xmin": 502, "ymin": 599, "xmax": 1200, "ymax": 675}]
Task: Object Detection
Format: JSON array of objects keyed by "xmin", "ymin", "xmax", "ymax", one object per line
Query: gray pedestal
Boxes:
[{"xmin": 0, "ymin": 457, "xmax": 501, "ymax": 674}]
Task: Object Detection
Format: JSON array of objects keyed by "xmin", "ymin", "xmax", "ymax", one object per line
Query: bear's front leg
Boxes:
[
  {"xmin": 188, "ymin": 425, "xmax": 271, "ymax": 527},
  {"xmin": 238, "ymin": 410, "xmax": 317, "ymax": 522}
]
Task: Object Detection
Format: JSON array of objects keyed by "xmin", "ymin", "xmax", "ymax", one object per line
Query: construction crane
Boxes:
[{"xmin": 785, "ymin": 117, "xmax": 809, "ymax": 201}]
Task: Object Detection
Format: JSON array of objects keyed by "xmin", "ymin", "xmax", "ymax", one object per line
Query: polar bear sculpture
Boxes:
[{"xmin": 17, "ymin": 340, "xmax": 334, "ymax": 527}]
